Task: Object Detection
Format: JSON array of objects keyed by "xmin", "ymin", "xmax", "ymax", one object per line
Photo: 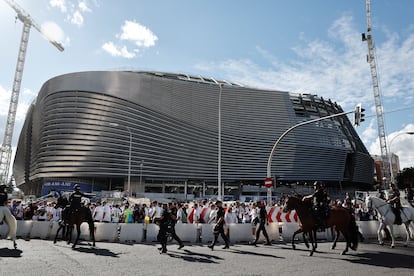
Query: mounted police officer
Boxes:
[
  {"xmin": 303, "ymin": 181, "xmax": 329, "ymax": 229},
  {"xmin": 69, "ymin": 184, "xmax": 86, "ymax": 212},
  {"xmin": 387, "ymin": 183, "xmax": 402, "ymax": 225}
]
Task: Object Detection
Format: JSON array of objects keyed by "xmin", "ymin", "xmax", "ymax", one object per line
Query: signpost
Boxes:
[{"xmin": 264, "ymin": 177, "xmax": 273, "ymax": 206}]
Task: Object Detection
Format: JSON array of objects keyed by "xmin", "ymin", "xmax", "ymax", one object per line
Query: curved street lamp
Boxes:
[{"xmin": 388, "ymin": 131, "xmax": 414, "ymax": 184}]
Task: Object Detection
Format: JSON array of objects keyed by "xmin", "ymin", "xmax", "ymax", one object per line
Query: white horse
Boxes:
[
  {"xmin": 366, "ymin": 195, "xmax": 414, "ymax": 248},
  {"xmin": 0, "ymin": 206, "xmax": 17, "ymax": 249}
]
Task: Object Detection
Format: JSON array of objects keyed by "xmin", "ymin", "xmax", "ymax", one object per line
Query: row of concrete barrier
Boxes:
[{"xmin": 1, "ymin": 220, "xmax": 413, "ymax": 244}]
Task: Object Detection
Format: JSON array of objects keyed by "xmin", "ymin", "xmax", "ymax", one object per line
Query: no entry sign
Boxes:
[{"xmin": 264, "ymin": 177, "xmax": 273, "ymax": 188}]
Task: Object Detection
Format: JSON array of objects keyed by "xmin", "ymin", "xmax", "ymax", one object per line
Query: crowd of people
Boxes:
[
  {"xmin": 2, "ymin": 181, "xmax": 408, "ymax": 254},
  {"xmin": 4, "ymin": 190, "xmax": 381, "ymax": 226}
]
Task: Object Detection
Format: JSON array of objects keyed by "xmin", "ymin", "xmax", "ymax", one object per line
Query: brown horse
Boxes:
[
  {"xmin": 284, "ymin": 195, "xmax": 358, "ymax": 256},
  {"xmin": 53, "ymin": 196, "xmax": 95, "ymax": 248}
]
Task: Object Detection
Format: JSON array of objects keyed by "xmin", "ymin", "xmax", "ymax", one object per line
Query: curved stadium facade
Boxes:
[{"xmin": 13, "ymin": 71, "xmax": 374, "ymax": 198}]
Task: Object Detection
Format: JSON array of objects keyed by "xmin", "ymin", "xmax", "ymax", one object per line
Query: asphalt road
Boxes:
[{"xmin": 1, "ymin": 238, "xmax": 413, "ymax": 276}]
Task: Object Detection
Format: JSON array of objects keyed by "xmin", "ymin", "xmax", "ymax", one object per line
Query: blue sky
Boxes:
[{"xmin": 0, "ymin": 0, "xmax": 413, "ymax": 170}]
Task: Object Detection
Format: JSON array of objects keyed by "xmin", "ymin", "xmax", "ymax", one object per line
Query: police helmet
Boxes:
[
  {"xmin": 313, "ymin": 181, "xmax": 321, "ymax": 190},
  {"xmin": 74, "ymin": 184, "xmax": 80, "ymax": 191}
]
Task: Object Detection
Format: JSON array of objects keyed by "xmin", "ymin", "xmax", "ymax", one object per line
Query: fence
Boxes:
[{"xmin": 1, "ymin": 220, "xmax": 413, "ymax": 244}]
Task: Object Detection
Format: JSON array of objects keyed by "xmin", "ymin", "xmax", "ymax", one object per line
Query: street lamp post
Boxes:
[
  {"xmin": 212, "ymin": 81, "xmax": 223, "ymax": 201},
  {"xmin": 127, "ymin": 126, "xmax": 132, "ymax": 194},
  {"xmin": 388, "ymin": 131, "xmax": 414, "ymax": 184},
  {"xmin": 139, "ymin": 160, "xmax": 144, "ymax": 187}
]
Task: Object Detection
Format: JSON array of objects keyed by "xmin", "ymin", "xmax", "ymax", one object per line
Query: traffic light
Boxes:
[{"xmin": 354, "ymin": 103, "xmax": 365, "ymax": 126}]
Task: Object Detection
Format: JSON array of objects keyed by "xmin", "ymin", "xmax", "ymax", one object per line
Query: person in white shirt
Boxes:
[
  {"xmin": 208, "ymin": 204, "xmax": 217, "ymax": 224},
  {"xmin": 249, "ymin": 202, "xmax": 259, "ymax": 236},
  {"xmin": 224, "ymin": 206, "xmax": 238, "ymax": 224},
  {"xmin": 241, "ymin": 203, "xmax": 251, "ymax": 224},
  {"xmin": 111, "ymin": 204, "xmax": 122, "ymax": 223},
  {"xmin": 101, "ymin": 201, "xmax": 111, "ymax": 223},
  {"xmin": 191, "ymin": 202, "xmax": 201, "ymax": 224},
  {"xmin": 93, "ymin": 201, "xmax": 104, "ymax": 222},
  {"xmin": 50, "ymin": 203, "xmax": 61, "ymax": 222}
]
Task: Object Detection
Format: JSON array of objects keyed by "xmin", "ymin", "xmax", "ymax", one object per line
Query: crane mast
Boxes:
[
  {"xmin": 362, "ymin": 0, "xmax": 389, "ymax": 187},
  {"xmin": 0, "ymin": 0, "xmax": 64, "ymax": 186}
]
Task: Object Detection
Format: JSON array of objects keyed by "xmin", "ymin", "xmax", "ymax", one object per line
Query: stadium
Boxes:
[{"xmin": 13, "ymin": 71, "xmax": 374, "ymax": 200}]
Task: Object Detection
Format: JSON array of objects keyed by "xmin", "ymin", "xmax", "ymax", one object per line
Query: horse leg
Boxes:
[
  {"xmin": 54, "ymin": 224, "xmax": 62, "ymax": 244},
  {"xmin": 377, "ymin": 222, "xmax": 385, "ymax": 245},
  {"xmin": 302, "ymin": 233, "xmax": 310, "ymax": 249},
  {"xmin": 67, "ymin": 225, "xmax": 73, "ymax": 245},
  {"xmin": 89, "ymin": 221, "xmax": 96, "ymax": 247},
  {"xmin": 72, "ymin": 224, "xmax": 81, "ymax": 249},
  {"xmin": 388, "ymin": 225, "xmax": 395, "ymax": 248},
  {"xmin": 403, "ymin": 222, "xmax": 410, "ymax": 247},
  {"xmin": 331, "ymin": 228, "xmax": 340, "ymax": 250},
  {"xmin": 340, "ymin": 230, "xmax": 349, "ymax": 255},
  {"xmin": 308, "ymin": 229, "xmax": 317, "ymax": 256},
  {"xmin": 291, "ymin": 229, "xmax": 303, "ymax": 250}
]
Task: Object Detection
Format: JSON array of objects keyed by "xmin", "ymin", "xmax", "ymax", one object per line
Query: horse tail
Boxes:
[
  {"xmin": 3, "ymin": 207, "xmax": 17, "ymax": 240},
  {"xmin": 348, "ymin": 215, "xmax": 359, "ymax": 251}
]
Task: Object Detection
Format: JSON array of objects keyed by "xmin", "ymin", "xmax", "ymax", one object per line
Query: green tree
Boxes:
[{"xmin": 396, "ymin": 167, "xmax": 414, "ymax": 189}]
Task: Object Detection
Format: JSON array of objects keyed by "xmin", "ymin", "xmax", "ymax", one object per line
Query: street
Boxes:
[{"xmin": 1, "ymin": 238, "xmax": 413, "ymax": 276}]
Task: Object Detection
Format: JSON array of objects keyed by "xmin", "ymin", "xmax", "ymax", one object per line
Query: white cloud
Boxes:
[
  {"xmin": 50, "ymin": 0, "xmax": 95, "ymax": 27},
  {"xmin": 120, "ymin": 21, "xmax": 158, "ymax": 47},
  {"xmin": 70, "ymin": 10, "xmax": 84, "ymax": 27},
  {"xmin": 102, "ymin": 20, "xmax": 158, "ymax": 58},
  {"xmin": 195, "ymin": 15, "xmax": 414, "ymax": 168},
  {"xmin": 78, "ymin": 1, "xmax": 92, "ymax": 13},
  {"xmin": 370, "ymin": 124, "xmax": 414, "ymax": 169},
  {"xmin": 102, "ymin": 42, "xmax": 136, "ymax": 59},
  {"xmin": 49, "ymin": 0, "xmax": 67, "ymax": 13}
]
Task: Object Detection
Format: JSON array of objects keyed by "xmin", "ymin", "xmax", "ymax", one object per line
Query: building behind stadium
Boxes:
[{"xmin": 13, "ymin": 71, "xmax": 374, "ymax": 200}]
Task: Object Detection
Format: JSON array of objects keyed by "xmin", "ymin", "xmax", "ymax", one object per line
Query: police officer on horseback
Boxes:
[
  {"xmin": 387, "ymin": 183, "xmax": 402, "ymax": 225},
  {"xmin": 69, "ymin": 184, "xmax": 87, "ymax": 212},
  {"xmin": 303, "ymin": 181, "xmax": 329, "ymax": 229}
]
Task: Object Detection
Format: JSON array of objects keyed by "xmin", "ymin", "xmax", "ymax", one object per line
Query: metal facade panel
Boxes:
[{"xmin": 13, "ymin": 71, "xmax": 374, "ymax": 187}]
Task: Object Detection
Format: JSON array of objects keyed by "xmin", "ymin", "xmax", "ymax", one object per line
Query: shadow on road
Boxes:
[
  {"xmin": 230, "ymin": 247, "xmax": 285, "ymax": 259},
  {"xmin": 0, "ymin": 247, "xmax": 23, "ymax": 258},
  {"xmin": 72, "ymin": 246, "xmax": 120, "ymax": 258},
  {"xmin": 349, "ymin": 251, "xmax": 414, "ymax": 269},
  {"xmin": 165, "ymin": 248, "xmax": 223, "ymax": 264}
]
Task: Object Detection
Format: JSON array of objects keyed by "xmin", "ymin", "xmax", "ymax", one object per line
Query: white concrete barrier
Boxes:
[
  {"xmin": 68, "ymin": 223, "xmax": 94, "ymax": 242},
  {"xmin": 358, "ymin": 220, "xmax": 379, "ymax": 239},
  {"xmin": 119, "ymin": 223, "xmax": 144, "ymax": 243},
  {"xmin": 144, "ymin": 223, "xmax": 159, "ymax": 243},
  {"xmin": 30, "ymin": 221, "xmax": 53, "ymax": 239},
  {"xmin": 175, "ymin": 223, "xmax": 198, "ymax": 243},
  {"xmin": 0, "ymin": 222, "xmax": 10, "ymax": 236},
  {"xmin": 7, "ymin": 220, "xmax": 407, "ymax": 244},
  {"xmin": 228, "ymin": 223, "xmax": 253, "ymax": 243},
  {"xmin": 94, "ymin": 222, "xmax": 119, "ymax": 242},
  {"xmin": 200, "ymin": 224, "xmax": 215, "ymax": 244},
  {"xmin": 16, "ymin": 220, "xmax": 32, "ymax": 238},
  {"xmin": 280, "ymin": 222, "xmax": 299, "ymax": 241}
]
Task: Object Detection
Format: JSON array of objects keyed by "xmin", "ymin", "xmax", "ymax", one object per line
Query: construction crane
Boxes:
[
  {"xmin": 361, "ymin": 0, "xmax": 389, "ymax": 188},
  {"xmin": 0, "ymin": 0, "xmax": 64, "ymax": 186}
]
